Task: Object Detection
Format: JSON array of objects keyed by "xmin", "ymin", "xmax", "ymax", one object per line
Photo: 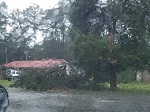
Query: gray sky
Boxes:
[
  {"xmin": 3, "ymin": 0, "xmax": 60, "ymax": 10},
  {"xmin": 2, "ymin": 0, "xmax": 60, "ymax": 44}
]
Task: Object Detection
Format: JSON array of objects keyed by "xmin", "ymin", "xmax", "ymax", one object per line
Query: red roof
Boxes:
[{"xmin": 2, "ymin": 59, "xmax": 66, "ymax": 68}]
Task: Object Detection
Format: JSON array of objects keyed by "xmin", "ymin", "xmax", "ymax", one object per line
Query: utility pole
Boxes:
[
  {"xmin": 5, "ymin": 41, "xmax": 7, "ymax": 63},
  {"xmin": 24, "ymin": 51, "xmax": 28, "ymax": 60}
]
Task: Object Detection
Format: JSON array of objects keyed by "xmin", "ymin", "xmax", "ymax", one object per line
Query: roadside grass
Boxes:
[
  {"xmin": 1, "ymin": 78, "xmax": 149, "ymax": 94},
  {"xmin": 0, "ymin": 80, "xmax": 14, "ymax": 88},
  {"xmin": 117, "ymin": 82, "xmax": 150, "ymax": 94},
  {"xmin": 74, "ymin": 82, "xmax": 150, "ymax": 95}
]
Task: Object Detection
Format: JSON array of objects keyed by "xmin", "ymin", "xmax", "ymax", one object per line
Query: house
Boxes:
[
  {"xmin": 1, "ymin": 59, "xmax": 70, "ymax": 76},
  {"xmin": 2, "ymin": 59, "xmax": 67, "ymax": 69}
]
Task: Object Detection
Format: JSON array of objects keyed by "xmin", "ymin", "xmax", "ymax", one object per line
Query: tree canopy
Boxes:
[
  {"xmin": 0, "ymin": 1, "xmax": 71, "ymax": 64},
  {"xmin": 69, "ymin": 0, "xmax": 150, "ymax": 90}
]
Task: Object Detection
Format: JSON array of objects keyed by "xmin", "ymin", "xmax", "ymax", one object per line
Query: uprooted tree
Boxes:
[
  {"xmin": 14, "ymin": 65, "xmax": 84, "ymax": 90},
  {"xmin": 69, "ymin": 0, "xmax": 150, "ymax": 90}
]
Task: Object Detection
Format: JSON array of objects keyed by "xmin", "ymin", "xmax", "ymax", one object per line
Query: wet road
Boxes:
[{"xmin": 6, "ymin": 88, "xmax": 150, "ymax": 112}]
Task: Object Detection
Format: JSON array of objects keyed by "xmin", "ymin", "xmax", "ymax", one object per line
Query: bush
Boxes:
[
  {"xmin": 78, "ymin": 80, "xmax": 107, "ymax": 91},
  {"xmin": 117, "ymin": 68, "xmax": 136, "ymax": 84}
]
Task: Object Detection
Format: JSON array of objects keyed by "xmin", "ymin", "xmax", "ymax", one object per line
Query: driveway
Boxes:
[{"xmin": 7, "ymin": 88, "xmax": 150, "ymax": 112}]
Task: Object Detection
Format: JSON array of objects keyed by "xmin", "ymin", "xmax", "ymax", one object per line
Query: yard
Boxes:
[{"xmin": 0, "ymin": 80, "xmax": 13, "ymax": 87}]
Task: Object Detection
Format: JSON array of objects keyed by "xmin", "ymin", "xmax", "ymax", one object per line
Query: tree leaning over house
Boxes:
[{"xmin": 69, "ymin": 0, "xmax": 150, "ymax": 90}]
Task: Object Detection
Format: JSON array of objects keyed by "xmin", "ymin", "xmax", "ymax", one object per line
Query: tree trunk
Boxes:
[
  {"xmin": 109, "ymin": 18, "xmax": 117, "ymax": 91},
  {"xmin": 109, "ymin": 68, "xmax": 117, "ymax": 91}
]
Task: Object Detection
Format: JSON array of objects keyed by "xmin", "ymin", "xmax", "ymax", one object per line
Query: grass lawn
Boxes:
[
  {"xmin": 117, "ymin": 82, "xmax": 150, "ymax": 94},
  {"xmin": 0, "ymin": 80, "xmax": 14, "ymax": 88},
  {"xmin": 74, "ymin": 82, "xmax": 150, "ymax": 95}
]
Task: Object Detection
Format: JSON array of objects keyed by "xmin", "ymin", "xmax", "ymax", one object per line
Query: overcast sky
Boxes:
[
  {"xmin": 3, "ymin": 0, "xmax": 60, "ymax": 10},
  {"xmin": 2, "ymin": 0, "xmax": 60, "ymax": 44}
]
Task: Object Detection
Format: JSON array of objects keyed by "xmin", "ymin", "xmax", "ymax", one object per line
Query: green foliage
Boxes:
[
  {"xmin": 72, "ymin": 29, "xmax": 110, "ymax": 60},
  {"xmin": 71, "ymin": 29, "xmax": 111, "ymax": 82},
  {"xmin": 70, "ymin": 0, "xmax": 150, "ymax": 69},
  {"xmin": 34, "ymin": 39, "xmax": 66, "ymax": 59},
  {"xmin": 14, "ymin": 68, "xmax": 67, "ymax": 90},
  {"xmin": 118, "ymin": 82, "xmax": 150, "ymax": 94},
  {"xmin": 0, "ymin": 1, "xmax": 8, "ymax": 64},
  {"xmin": 117, "ymin": 68, "xmax": 136, "ymax": 84},
  {"xmin": 78, "ymin": 80, "xmax": 107, "ymax": 91},
  {"xmin": 0, "ymin": 80, "xmax": 14, "ymax": 88},
  {"xmin": 69, "ymin": 0, "xmax": 150, "ymax": 90},
  {"xmin": 14, "ymin": 67, "xmax": 84, "ymax": 90},
  {"xmin": 69, "ymin": 0, "xmax": 98, "ymax": 34},
  {"xmin": 13, "ymin": 66, "xmax": 108, "ymax": 91}
]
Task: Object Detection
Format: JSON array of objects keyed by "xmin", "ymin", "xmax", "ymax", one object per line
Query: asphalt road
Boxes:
[{"xmin": 6, "ymin": 88, "xmax": 150, "ymax": 112}]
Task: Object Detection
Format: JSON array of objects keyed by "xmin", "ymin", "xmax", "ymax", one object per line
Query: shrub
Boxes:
[
  {"xmin": 78, "ymin": 80, "xmax": 107, "ymax": 91},
  {"xmin": 117, "ymin": 68, "xmax": 136, "ymax": 84}
]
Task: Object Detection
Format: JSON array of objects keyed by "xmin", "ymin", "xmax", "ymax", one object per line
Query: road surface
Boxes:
[{"xmin": 6, "ymin": 88, "xmax": 150, "ymax": 112}]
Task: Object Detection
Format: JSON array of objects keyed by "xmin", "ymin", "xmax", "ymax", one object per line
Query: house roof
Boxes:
[{"xmin": 2, "ymin": 59, "xmax": 66, "ymax": 69}]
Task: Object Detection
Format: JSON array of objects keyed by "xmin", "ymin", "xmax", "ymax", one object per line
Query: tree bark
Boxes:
[
  {"xmin": 109, "ymin": 18, "xmax": 117, "ymax": 91},
  {"xmin": 109, "ymin": 66, "xmax": 117, "ymax": 91}
]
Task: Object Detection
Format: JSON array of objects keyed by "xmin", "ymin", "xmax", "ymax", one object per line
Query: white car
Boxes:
[{"xmin": 7, "ymin": 69, "xmax": 20, "ymax": 81}]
